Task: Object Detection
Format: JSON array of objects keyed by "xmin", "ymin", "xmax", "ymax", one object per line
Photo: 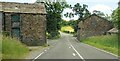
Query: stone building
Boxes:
[
  {"xmin": 77, "ymin": 14, "xmax": 113, "ymax": 40},
  {"xmin": 0, "ymin": 2, "xmax": 47, "ymax": 46}
]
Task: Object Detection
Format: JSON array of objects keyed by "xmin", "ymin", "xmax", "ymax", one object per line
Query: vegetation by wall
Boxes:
[
  {"xmin": 81, "ymin": 34, "xmax": 118, "ymax": 55},
  {"xmin": 2, "ymin": 36, "xmax": 29, "ymax": 59}
]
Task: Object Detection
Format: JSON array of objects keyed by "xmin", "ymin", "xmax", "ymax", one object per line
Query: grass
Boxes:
[
  {"xmin": 61, "ymin": 26, "xmax": 74, "ymax": 34},
  {"xmin": 2, "ymin": 36, "xmax": 29, "ymax": 59},
  {"xmin": 81, "ymin": 34, "xmax": 119, "ymax": 56}
]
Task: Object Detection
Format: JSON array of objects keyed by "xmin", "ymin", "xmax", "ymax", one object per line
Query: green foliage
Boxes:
[
  {"xmin": 93, "ymin": 10, "xmax": 105, "ymax": 16},
  {"xmin": 44, "ymin": 2, "xmax": 69, "ymax": 39},
  {"xmin": 64, "ymin": 3, "xmax": 91, "ymax": 21},
  {"xmin": 2, "ymin": 31, "xmax": 10, "ymax": 36},
  {"xmin": 81, "ymin": 35, "xmax": 119, "ymax": 55},
  {"xmin": 111, "ymin": 6, "xmax": 120, "ymax": 28},
  {"xmin": 61, "ymin": 26, "xmax": 74, "ymax": 34},
  {"xmin": 47, "ymin": 31, "xmax": 61, "ymax": 39},
  {"xmin": 60, "ymin": 20, "xmax": 78, "ymax": 32},
  {"xmin": 2, "ymin": 36, "xmax": 29, "ymax": 59},
  {"xmin": 64, "ymin": 3, "xmax": 91, "ymax": 33}
]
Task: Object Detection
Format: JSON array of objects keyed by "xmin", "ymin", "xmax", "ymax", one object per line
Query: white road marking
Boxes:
[
  {"xmin": 44, "ymin": 50, "xmax": 47, "ymax": 52},
  {"xmin": 69, "ymin": 47, "xmax": 71, "ymax": 48},
  {"xmin": 68, "ymin": 40, "xmax": 85, "ymax": 61},
  {"xmin": 72, "ymin": 53, "xmax": 76, "ymax": 56},
  {"xmin": 32, "ymin": 52, "xmax": 44, "ymax": 61}
]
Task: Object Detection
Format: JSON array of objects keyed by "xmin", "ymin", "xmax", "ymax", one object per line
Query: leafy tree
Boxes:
[
  {"xmin": 64, "ymin": 3, "xmax": 91, "ymax": 32},
  {"xmin": 93, "ymin": 10, "xmax": 111, "ymax": 20},
  {"xmin": 73, "ymin": 3, "xmax": 91, "ymax": 21},
  {"xmin": 93, "ymin": 10, "xmax": 105, "ymax": 16},
  {"xmin": 44, "ymin": 2, "xmax": 69, "ymax": 38},
  {"xmin": 111, "ymin": 5, "xmax": 120, "ymax": 28}
]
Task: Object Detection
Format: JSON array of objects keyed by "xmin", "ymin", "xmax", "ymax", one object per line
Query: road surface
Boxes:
[{"xmin": 33, "ymin": 32, "xmax": 119, "ymax": 61}]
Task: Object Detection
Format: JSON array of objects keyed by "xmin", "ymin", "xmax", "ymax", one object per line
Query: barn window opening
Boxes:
[{"xmin": 11, "ymin": 14, "xmax": 20, "ymax": 39}]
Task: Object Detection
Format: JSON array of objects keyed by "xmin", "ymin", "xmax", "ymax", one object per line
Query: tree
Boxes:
[
  {"xmin": 64, "ymin": 3, "xmax": 91, "ymax": 32},
  {"xmin": 93, "ymin": 10, "xmax": 111, "ymax": 20},
  {"xmin": 93, "ymin": 10, "xmax": 105, "ymax": 16},
  {"xmin": 111, "ymin": 5, "xmax": 120, "ymax": 28},
  {"xmin": 44, "ymin": 2, "xmax": 69, "ymax": 38},
  {"xmin": 73, "ymin": 3, "xmax": 91, "ymax": 21}
]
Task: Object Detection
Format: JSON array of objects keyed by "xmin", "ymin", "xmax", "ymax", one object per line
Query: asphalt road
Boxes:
[{"xmin": 33, "ymin": 32, "xmax": 119, "ymax": 61}]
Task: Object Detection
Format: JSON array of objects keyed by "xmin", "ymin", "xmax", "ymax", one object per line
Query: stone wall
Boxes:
[
  {"xmin": 21, "ymin": 13, "xmax": 46, "ymax": 46},
  {"xmin": 4, "ymin": 13, "xmax": 12, "ymax": 36},
  {"xmin": 77, "ymin": 14, "xmax": 113, "ymax": 40}
]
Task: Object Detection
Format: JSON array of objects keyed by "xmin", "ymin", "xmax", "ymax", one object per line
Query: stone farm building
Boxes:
[
  {"xmin": 0, "ymin": 2, "xmax": 47, "ymax": 46},
  {"xmin": 77, "ymin": 14, "xmax": 113, "ymax": 40}
]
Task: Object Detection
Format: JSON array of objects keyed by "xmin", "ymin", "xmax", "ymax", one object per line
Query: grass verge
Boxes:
[
  {"xmin": 2, "ymin": 36, "xmax": 29, "ymax": 59},
  {"xmin": 81, "ymin": 34, "xmax": 119, "ymax": 56}
]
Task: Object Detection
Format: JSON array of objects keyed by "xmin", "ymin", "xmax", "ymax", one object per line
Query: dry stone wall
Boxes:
[{"xmin": 21, "ymin": 14, "xmax": 46, "ymax": 46}]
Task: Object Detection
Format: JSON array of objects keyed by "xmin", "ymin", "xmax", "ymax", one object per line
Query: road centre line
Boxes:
[
  {"xmin": 32, "ymin": 52, "xmax": 44, "ymax": 61},
  {"xmin": 68, "ymin": 39, "xmax": 85, "ymax": 61}
]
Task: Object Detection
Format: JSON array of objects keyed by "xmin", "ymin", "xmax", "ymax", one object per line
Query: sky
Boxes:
[{"xmin": 0, "ymin": 0, "xmax": 119, "ymax": 20}]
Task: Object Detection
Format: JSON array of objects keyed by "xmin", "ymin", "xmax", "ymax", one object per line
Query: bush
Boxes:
[
  {"xmin": 2, "ymin": 31, "xmax": 10, "ymax": 36},
  {"xmin": 47, "ymin": 31, "xmax": 60, "ymax": 39}
]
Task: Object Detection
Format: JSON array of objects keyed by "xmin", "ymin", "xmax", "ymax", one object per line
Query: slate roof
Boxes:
[
  {"xmin": 107, "ymin": 28, "xmax": 118, "ymax": 33},
  {"xmin": 82, "ymin": 14, "xmax": 109, "ymax": 22},
  {"xmin": 36, "ymin": 0, "xmax": 66, "ymax": 3},
  {"xmin": 0, "ymin": 2, "xmax": 46, "ymax": 14}
]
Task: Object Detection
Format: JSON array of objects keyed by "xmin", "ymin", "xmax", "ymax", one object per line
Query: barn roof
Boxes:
[
  {"xmin": 78, "ymin": 14, "xmax": 113, "ymax": 29},
  {"xmin": 82, "ymin": 14, "xmax": 109, "ymax": 22},
  {"xmin": 0, "ymin": 2, "xmax": 46, "ymax": 14},
  {"xmin": 78, "ymin": 14, "xmax": 112, "ymax": 26},
  {"xmin": 107, "ymin": 28, "xmax": 118, "ymax": 33},
  {"xmin": 36, "ymin": 0, "xmax": 66, "ymax": 3}
]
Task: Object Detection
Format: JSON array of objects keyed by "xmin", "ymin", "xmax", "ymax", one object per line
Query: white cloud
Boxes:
[{"xmin": 89, "ymin": 4, "xmax": 112, "ymax": 14}]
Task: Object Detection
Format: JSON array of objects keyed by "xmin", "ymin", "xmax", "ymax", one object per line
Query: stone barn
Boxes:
[
  {"xmin": 77, "ymin": 14, "xmax": 113, "ymax": 40},
  {"xmin": 0, "ymin": 2, "xmax": 47, "ymax": 46}
]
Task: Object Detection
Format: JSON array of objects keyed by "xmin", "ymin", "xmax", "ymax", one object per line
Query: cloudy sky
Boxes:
[
  {"xmin": 0, "ymin": 0, "xmax": 119, "ymax": 20},
  {"xmin": 63, "ymin": 0, "xmax": 119, "ymax": 20}
]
